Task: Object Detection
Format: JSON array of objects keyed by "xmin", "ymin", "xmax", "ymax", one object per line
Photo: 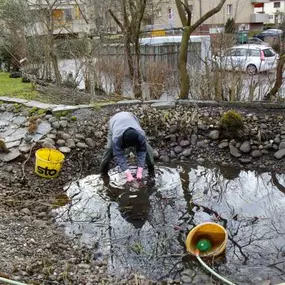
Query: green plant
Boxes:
[
  {"xmin": 71, "ymin": 116, "xmax": 77, "ymax": 121},
  {"xmin": 220, "ymin": 110, "xmax": 244, "ymax": 132},
  {"xmin": 29, "ymin": 107, "xmax": 38, "ymax": 115},
  {"xmin": 225, "ymin": 18, "xmax": 235, "ymax": 34}
]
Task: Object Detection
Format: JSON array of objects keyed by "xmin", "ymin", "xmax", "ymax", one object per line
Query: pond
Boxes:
[{"xmin": 55, "ymin": 163, "xmax": 285, "ymax": 284}]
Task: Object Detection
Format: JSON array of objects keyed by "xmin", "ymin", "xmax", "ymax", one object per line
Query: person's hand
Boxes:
[
  {"xmin": 136, "ymin": 167, "xmax": 143, "ymax": 180},
  {"xmin": 125, "ymin": 169, "xmax": 134, "ymax": 182}
]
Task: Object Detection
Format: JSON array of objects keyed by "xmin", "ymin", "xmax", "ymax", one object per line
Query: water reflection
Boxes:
[{"xmin": 55, "ymin": 164, "xmax": 285, "ymax": 284}]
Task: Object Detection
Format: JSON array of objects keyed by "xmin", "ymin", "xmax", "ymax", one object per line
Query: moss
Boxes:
[
  {"xmin": 71, "ymin": 116, "xmax": 77, "ymax": 121},
  {"xmin": 54, "ymin": 110, "xmax": 71, "ymax": 118},
  {"xmin": 220, "ymin": 110, "xmax": 244, "ymax": 132},
  {"xmin": 29, "ymin": 107, "xmax": 38, "ymax": 115},
  {"xmin": 36, "ymin": 108, "xmax": 47, "ymax": 115}
]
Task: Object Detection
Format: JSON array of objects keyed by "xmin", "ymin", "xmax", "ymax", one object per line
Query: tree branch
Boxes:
[
  {"xmin": 175, "ymin": 0, "xmax": 187, "ymax": 26},
  {"xmin": 181, "ymin": 1, "xmax": 191, "ymax": 26},
  {"xmin": 108, "ymin": 8, "xmax": 124, "ymax": 31},
  {"xmin": 191, "ymin": 0, "xmax": 226, "ymax": 32}
]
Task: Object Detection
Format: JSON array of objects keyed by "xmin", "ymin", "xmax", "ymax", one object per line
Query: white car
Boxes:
[{"xmin": 213, "ymin": 44, "xmax": 279, "ymax": 75}]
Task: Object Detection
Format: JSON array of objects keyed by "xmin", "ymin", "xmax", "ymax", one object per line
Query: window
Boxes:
[
  {"xmin": 157, "ymin": 8, "xmax": 162, "ymax": 17},
  {"xmin": 64, "ymin": 9, "xmax": 72, "ymax": 21},
  {"xmin": 249, "ymin": 49, "xmax": 260, "ymax": 57},
  {"xmin": 274, "ymin": 2, "xmax": 280, "ymax": 8},
  {"xmin": 227, "ymin": 4, "xmax": 233, "ymax": 15},
  {"xmin": 269, "ymin": 15, "xmax": 274, "ymax": 19},
  {"xmin": 234, "ymin": 49, "xmax": 247, "ymax": 56},
  {"xmin": 263, "ymin": 48, "xmax": 275, "ymax": 57}
]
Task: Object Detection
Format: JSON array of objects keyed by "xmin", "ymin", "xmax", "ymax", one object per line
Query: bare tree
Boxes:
[
  {"xmin": 175, "ymin": 0, "xmax": 226, "ymax": 99},
  {"xmin": 109, "ymin": 0, "xmax": 147, "ymax": 98}
]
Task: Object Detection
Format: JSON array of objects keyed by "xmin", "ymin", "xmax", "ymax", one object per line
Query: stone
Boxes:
[
  {"xmin": 66, "ymin": 139, "xmax": 76, "ymax": 148},
  {"xmin": 49, "ymin": 117, "xmax": 57, "ymax": 123},
  {"xmin": 198, "ymin": 123, "xmax": 207, "ymax": 131},
  {"xmin": 274, "ymin": 149, "xmax": 285, "ymax": 159},
  {"xmin": 52, "ymin": 122, "xmax": 60, "ymax": 129},
  {"xmin": 191, "ymin": 134, "xmax": 198, "ymax": 145},
  {"xmin": 196, "ymin": 141, "xmax": 208, "ymax": 148},
  {"xmin": 169, "ymin": 150, "xmax": 176, "ymax": 158},
  {"xmin": 45, "ymin": 114, "xmax": 52, "ymax": 119},
  {"xmin": 59, "ymin": 147, "xmax": 71, "ymax": 154},
  {"xmin": 0, "ymin": 148, "xmax": 21, "ymax": 162},
  {"xmin": 4, "ymin": 128, "xmax": 27, "ymax": 143},
  {"xmin": 12, "ymin": 116, "xmax": 26, "ymax": 126},
  {"xmin": 56, "ymin": 139, "xmax": 65, "ymax": 146},
  {"xmin": 62, "ymin": 133, "xmax": 71, "ymax": 140},
  {"xmin": 19, "ymin": 143, "xmax": 32, "ymax": 153},
  {"xmin": 229, "ymin": 145, "xmax": 241, "ymax": 158},
  {"xmin": 208, "ymin": 130, "xmax": 219, "ymax": 140},
  {"xmin": 59, "ymin": 120, "xmax": 68, "ymax": 128},
  {"xmin": 152, "ymin": 149, "xmax": 159, "ymax": 159},
  {"xmin": 239, "ymin": 158, "xmax": 252, "ymax": 164},
  {"xmin": 274, "ymin": 137, "xmax": 281, "ymax": 144},
  {"xmin": 151, "ymin": 101, "xmax": 175, "ymax": 108},
  {"xmin": 42, "ymin": 142, "xmax": 55, "ymax": 149},
  {"xmin": 75, "ymin": 134, "xmax": 85, "ymax": 140},
  {"xmin": 179, "ymin": 140, "xmax": 190, "ymax": 147},
  {"xmin": 160, "ymin": 155, "xmax": 170, "ymax": 163},
  {"xmin": 240, "ymin": 141, "xmax": 251, "ymax": 153},
  {"xmin": 21, "ymin": 208, "xmax": 31, "ymax": 215},
  {"xmin": 279, "ymin": 141, "xmax": 285, "ymax": 150},
  {"xmin": 197, "ymin": 158, "xmax": 205, "ymax": 163},
  {"xmin": 77, "ymin": 142, "xmax": 88, "ymax": 148},
  {"xmin": 181, "ymin": 148, "xmax": 192, "ymax": 157},
  {"xmin": 251, "ymin": 150, "xmax": 262, "ymax": 158},
  {"xmin": 46, "ymin": 134, "xmax": 56, "ymax": 140},
  {"xmin": 218, "ymin": 141, "xmax": 228, "ymax": 149},
  {"xmin": 6, "ymin": 140, "xmax": 21, "ymax": 149},
  {"xmin": 169, "ymin": 125, "xmax": 177, "ymax": 134},
  {"xmin": 85, "ymin": 138, "xmax": 95, "ymax": 147},
  {"xmin": 174, "ymin": 146, "xmax": 183, "ymax": 154},
  {"xmin": 44, "ymin": 138, "xmax": 55, "ymax": 146}
]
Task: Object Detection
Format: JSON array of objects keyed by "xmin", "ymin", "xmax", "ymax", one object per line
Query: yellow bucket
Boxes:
[
  {"xmin": 186, "ymin": 222, "xmax": 228, "ymax": 257},
  {"xmin": 35, "ymin": 148, "xmax": 65, "ymax": 179}
]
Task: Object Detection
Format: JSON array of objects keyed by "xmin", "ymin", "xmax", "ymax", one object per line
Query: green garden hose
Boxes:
[{"xmin": 195, "ymin": 250, "xmax": 236, "ymax": 285}]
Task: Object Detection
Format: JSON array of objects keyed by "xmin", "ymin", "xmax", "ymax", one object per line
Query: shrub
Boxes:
[{"xmin": 220, "ymin": 110, "xmax": 244, "ymax": 132}]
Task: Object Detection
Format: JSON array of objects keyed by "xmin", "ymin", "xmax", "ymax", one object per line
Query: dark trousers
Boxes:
[{"xmin": 100, "ymin": 132, "xmax": 155, "ymax": 174}]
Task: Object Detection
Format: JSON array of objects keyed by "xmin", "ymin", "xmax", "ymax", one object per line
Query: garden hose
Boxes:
[
  {"xmin": 0, "ymin": 276, "xmax": 28, "ymax": 285},
  {"xmin": 195, "ymin": 249, "xmax": 236, "ymax": 285}
]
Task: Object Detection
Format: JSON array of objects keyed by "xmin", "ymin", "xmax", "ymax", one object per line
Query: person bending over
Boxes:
[{"xmin": 100, "ymin": 111, "xmax": 155, "ymax": 182}]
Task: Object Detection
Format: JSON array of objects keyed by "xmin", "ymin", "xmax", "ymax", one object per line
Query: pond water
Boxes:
[{"xmin": 55, "ymin": 163, "xmax": 285, "ymax": 284}]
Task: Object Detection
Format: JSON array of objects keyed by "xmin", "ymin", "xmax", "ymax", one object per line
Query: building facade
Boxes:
[
  {"xmin": 27, "ymin": 0, "xmax": 89, "ymax": 37},
  {"xmin": 147, "ymin": 0, "xmax": 270, "ymax": 33},
  {"xmin": 255, "ymin": 0, "xmax": 285, "ymax": 24}
]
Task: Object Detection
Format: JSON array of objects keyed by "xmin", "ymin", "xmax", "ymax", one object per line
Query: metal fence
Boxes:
[{"xmin": 95, "ymin": 41, "xmax": 203, "ymax": 75}]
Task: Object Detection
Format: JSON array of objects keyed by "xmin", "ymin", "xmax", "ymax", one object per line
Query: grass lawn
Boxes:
[{"xmin": 0, "ymin": 72, "xmax": 41, "ymax": 101}]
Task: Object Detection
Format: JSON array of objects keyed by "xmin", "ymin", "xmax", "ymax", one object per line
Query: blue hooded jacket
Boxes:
[{"xmin": 109, "ymin": 112, "xmax": 146, "ymax": 171}]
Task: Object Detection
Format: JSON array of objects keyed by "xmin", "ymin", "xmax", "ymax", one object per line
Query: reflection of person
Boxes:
[{"xmin": 100, "ymin": 112, "xmax": 155, "ymax": 182}]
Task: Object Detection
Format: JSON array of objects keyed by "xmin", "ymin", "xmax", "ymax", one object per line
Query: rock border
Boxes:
[{"xmin": 1, "ymin": 96, "xmax": 285, "ymax": 113}]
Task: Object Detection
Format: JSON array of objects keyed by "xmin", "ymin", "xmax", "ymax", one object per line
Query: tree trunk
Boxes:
[
  {"xmin": 178, "ymin": 26, "xmax": 191, "ymax": 99},
  {"xmin": 266, "ymin": 53, "xmax": 285, "ymax": 101},
  {"xmin": 47, "ymin": 31, "xmax": 61, "ymax": 86},
  {"xmin": 133, "ymin": 37, "xmax": 142, "ymax": 98}
]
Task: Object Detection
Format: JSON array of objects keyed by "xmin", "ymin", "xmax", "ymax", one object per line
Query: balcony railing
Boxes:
[
  {"xmin": 251, "ymin": 0, "xmax": 269, "ymax": 3},
  {"xmin": 250, "ymin": 13, "xmax": 270, "ymax": 23}
]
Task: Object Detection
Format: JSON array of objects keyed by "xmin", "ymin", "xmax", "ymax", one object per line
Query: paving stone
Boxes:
[{"xmin": 0, "ymin": 148, "xmax": 21, "ymax": 162}]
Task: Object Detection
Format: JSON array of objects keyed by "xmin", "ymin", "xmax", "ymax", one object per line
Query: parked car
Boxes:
[
  {"xmin": 213, "ymin": 44, "xmax": 279, "ymax": 75},
  {"xmin": 245, "ymin": 37, "xmax": 271, "ymax": 47},
  {"xmin": 254, "ymin": 29, "xmax": 283, "ymax": 41}
]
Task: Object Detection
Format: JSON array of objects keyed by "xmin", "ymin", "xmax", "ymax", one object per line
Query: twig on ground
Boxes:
[{"xmin": 21, "ymin": 142, "xmax": 36, "ymax": 183}]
